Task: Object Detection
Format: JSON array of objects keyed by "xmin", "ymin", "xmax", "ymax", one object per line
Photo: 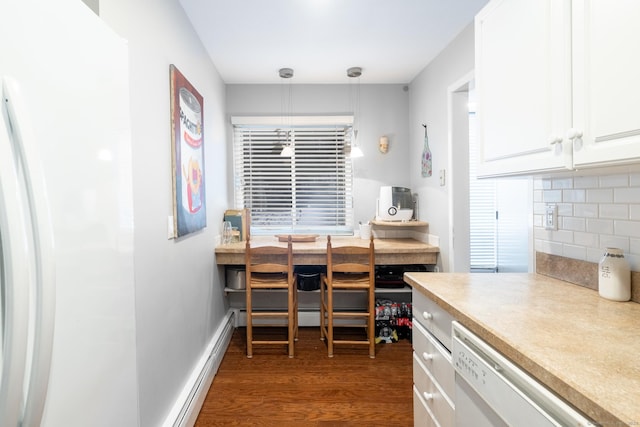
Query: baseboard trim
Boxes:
[{"xmin": 162, "ymin": 309, "xmax": 235, "ymax": 427}]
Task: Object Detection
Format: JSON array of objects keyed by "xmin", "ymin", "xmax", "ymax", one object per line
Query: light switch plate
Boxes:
[
  {"xmin": 545, "ymin": 205, "xmax": 558, "ymax": 230},
  {"xmin": 439, "ymin": 169, "xmax": 446, "ymax": 186}
]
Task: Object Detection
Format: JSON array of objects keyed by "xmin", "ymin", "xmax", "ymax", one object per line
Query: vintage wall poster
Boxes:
[{"xmin": 170, "ymin": 64, "xmax": 206, "ymax": 237}]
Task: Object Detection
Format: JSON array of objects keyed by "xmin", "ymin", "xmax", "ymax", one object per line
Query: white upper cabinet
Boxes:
[
  {"xmin": 572, "ymin": 1, "xmax": 640, "ymax": 168},
  {"xmin": 475, "ymin": 0, "xmax": 640, "ymax": 177},
  {"xmin": 475, "ymin": 0, "xmax": 572, "ymax": 177}
]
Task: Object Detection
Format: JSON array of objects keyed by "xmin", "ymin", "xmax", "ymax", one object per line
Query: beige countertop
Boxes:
[
  {"xmin": 215, "ymin": 236, "xmax": 439, "ymax": 265},
  {"xmin": 404, "ymin": 272, "xmax": 640, "ymax": 426}
]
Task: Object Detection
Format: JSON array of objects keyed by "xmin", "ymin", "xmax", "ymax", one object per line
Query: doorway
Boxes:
[{"xmin": 448, "ymin": 74, "xmax": 532, "ymax": 273}]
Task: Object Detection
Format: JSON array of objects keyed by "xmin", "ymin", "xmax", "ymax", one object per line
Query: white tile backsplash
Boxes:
[
  {"xmin": 627, "ymin": 254, "xmax": 640, "ymax": 271},
  {"xmin": 533, "ymin": 215, "xmax": 543, "ymax": 227},
  {"xmin": 534, "ymin": 227, "xmax": 553, "ymax": 240},
  {"xmin": 586, "ymin": 188, "xmax": 613, "ymax": 203},
  {"xmin": 542, "ymin": 190, "xmax": 562, "ymax": 202},
  {"xmin": 574, "ymin": 176, "xmax": 599, "ymax": 188},
  {"xmin": 614, "ymin": 187, "xmax": 640, "ymax": 203},
  {"xmin": 599, "ymin": 204, "xmax": 628, "ymax": 219},
  {"xmin": 535, "ymin": 172, "xmax": 640, "ymax": 271},
  {"xmin": 573, "ymin": 231, "xmax": 599, "ymax": 247},
  {"xmin": 535, "ymin": 239, "xmax": 563, "ymax": 255},
  {"xmin": 533, "ymin": 202, "xmax": 547, "ymax": 215},
  {"xmin": 599, "ymin": 235, "xmax": 629, "ymax": 252},
  {"xmin": 562, "ymin": 189, "xmax": 586, "ymax": 203},
  {"xmin": 536, "ymin": 179, "xmax": 552, "ymax": 190},
  {"xmin": 615, "ymin": 220, "xmax": 640, "ymax": 238},
  {"xmin": 586, "ymin": 218, "xmax": 614, "ymax": 234},
  {"xmin": 599, "ymin": 174, "xmax": 628, "ymax": 187},
  {"xmin": 573, "ymin": 203, "xmax": 598, "ymax": 218},
  {"xmin": 533, "ymin": 190, "xmax": 542, "ymax": 202},
  {"xmin": 562, "ymin": 217, "xmax": 585, "ymax": 231},
  {"xmin": 552, "ymin": 178, "xmax": 573, "ymax": 189},
  {"xmin": 562, "ymin": 244, "xmax": 586, "ymax": 260},
  {"xmin": 552, "ymin": 229, "xmax": 574, "ymax": 243},
  {"xmin": 557, "ymin": 203, "xmax": 573, "ymax": 216},
  {"xmin": 586, "ymin": 247, "xmax": 604, "ymax": 263}
]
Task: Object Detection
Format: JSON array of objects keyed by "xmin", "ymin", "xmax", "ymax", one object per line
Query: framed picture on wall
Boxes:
[{"xmin": 170, "ymin": 64, "xmax": 206, "ymax": 237}]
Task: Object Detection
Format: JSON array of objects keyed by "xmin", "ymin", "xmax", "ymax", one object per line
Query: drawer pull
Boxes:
[
  {"xmin": 422, "ymin": 392, "xmax": 434, "ymax": 401},
  {"xmin": 422, "ymin": 352, "xmax": 433, "ymax": 361},
  {"xmin": 422, "ymin": 311, "xmax": 433, "ymax": 320}
]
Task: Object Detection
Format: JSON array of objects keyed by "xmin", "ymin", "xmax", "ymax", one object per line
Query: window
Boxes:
[
  {"xmin": 468, "ymin": 102, "xmax": 529, "ymax": 273},
  {"xmin": 468, "ymin": 110, "xmax": 498, "ymax": 272},
  {"xmin": 232, "ymin": 116, "xmax": 354, "ymax": 235}
]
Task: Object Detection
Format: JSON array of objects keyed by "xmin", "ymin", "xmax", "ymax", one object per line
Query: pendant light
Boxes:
[
  {"xmin": 347, "ymin": 66, "xmax": 364, "ymax": 158},
  {"xmin": 279, "ymin": 67, "xmax": 294, "ymax": 157}
]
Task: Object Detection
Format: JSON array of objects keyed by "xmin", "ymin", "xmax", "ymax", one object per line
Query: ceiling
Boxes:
[{"xmin": 178, "ymin": 0, "xmax": 489, "ymax": 84}]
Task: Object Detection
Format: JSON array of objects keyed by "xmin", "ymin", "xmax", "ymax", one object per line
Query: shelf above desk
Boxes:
[{"xmin": 371, "ymin": 220, "xmax": 428, "ymax": 227}]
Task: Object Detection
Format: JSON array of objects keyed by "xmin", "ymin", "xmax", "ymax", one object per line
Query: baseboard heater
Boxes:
[{"xmin": 163, "ymin": 309, "xmax": 236, "ymax": 427}]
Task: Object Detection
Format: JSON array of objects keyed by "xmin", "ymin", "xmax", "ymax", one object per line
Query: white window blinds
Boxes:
[
  {"xmin": 468, "ymin": 111, "xmax": 498, "ymax": 271},
  {"xmin": 232, "ymin": 116, "xmax": 354, "ymax": 235}
]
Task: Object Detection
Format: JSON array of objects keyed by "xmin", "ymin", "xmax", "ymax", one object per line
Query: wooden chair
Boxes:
[
  {"xmin": 245, "ymin": 236, "xmax": 298, "ymax": 358},
  {"xmin": 320, "ymin": 235, "xmax": 376, "ymax": 358}
]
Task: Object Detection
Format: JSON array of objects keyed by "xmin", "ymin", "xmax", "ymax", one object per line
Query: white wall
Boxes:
[
  {"xmin": 408, "ymin": 24, "xmax": 476, "ymax": 272},
  {"xmin": 101, "ymin": 1, "xmax": 229, "ymax": 425},
  {"xmin": 226, "ymin": 84, "xmax": 411, "ymax": 225}
]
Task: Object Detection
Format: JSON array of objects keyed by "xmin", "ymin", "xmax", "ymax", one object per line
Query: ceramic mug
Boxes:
[{"xmin": 360, "ymin": 223, "xmax": 372, "ymax": 240}]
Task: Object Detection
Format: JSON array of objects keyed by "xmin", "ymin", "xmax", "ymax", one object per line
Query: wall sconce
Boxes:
[{"xmin": 379, "ymin": 135, "xmax": 389, "ymax": 154}]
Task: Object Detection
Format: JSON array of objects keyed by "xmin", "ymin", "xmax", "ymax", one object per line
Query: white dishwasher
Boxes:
[{"xmin": 452, "ymin": 322, "xmax": 595, "ymax": 427}]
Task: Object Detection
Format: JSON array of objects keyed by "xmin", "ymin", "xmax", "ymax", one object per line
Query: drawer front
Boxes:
[
  {"xmin": 413, "ymin": 385, "xmax": 439, "ymax": 427},
  {"xmin": 412, "ymin": 320, "xmax": 454, "ymax": 401},
  {"xmin": 412, "ymin": 289, "xmax": 454, "ymax": 350},
  {"xmin": 413, "ymin": 353, "xmax": 455, "ymax": 427}
]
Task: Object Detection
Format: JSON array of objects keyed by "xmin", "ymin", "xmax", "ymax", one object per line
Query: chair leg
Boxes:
[
  {"xmin": 246, "ymin": 286, "xmax": 253, "ymax": 358},
  {"xmin": 368, "ymin": 286, "xmax": 375, "ymax": 359},
  {"xmin": 319, "ymin": 277, "xmax": 324, "ymax": 341},
  {"xmin": 295, "ymin": 287, "xmax": 298, "ymax": 342},
  {"xmin": 288, "ymin": 283, "xmax": 295, "ymax": 358},
  {"xmin": 327, "ymin": 283, "xmax": 334, "ymax": 357}
]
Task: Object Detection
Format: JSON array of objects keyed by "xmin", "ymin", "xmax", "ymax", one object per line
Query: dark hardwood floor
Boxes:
[{"xmin": 195, "ymin": 327, "xmax": 414, "ymax": 426}]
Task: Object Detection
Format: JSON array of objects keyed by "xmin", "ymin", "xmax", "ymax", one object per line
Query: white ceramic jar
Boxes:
[{"xmin": 598, "ymin": 247, "xmax": 631, "ymax": 301}]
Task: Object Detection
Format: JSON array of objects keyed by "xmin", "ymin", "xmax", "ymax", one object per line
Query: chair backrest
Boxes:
[
  {"xmin": 245, "ymin": 236, "xmax": 294, "ymax": 277},
  {"xmin": 325, "ymin": 235, "xmax": 375, "ymax": 278}
]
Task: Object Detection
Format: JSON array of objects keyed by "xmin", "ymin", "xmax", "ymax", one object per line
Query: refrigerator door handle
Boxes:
[
  {"xmin": 0, "ymin": 77, "xmax": 32, "ymax": 427},
  {"xmin": 1, "ymin": 76, "xmax": 56, "ymax": 427}
]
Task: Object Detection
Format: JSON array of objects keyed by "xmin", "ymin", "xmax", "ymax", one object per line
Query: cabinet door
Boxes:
[
  {"xmin": 475, "ymin": 0, "xmax": 572, "ymax": 177},
  {"xmin": 571, "ymin": 0, "xmax": 640, "ymax": 168}
]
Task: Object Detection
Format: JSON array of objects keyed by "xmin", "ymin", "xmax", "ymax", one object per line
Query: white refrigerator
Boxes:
[{"xmin": 0, "ymin": 0, "xmax": 139, "ymax": 426}]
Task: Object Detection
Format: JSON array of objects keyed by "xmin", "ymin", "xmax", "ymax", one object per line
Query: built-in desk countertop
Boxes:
[{"xmin": 215, "ymin": 236, "xmax": 438, "ymax": 266}]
